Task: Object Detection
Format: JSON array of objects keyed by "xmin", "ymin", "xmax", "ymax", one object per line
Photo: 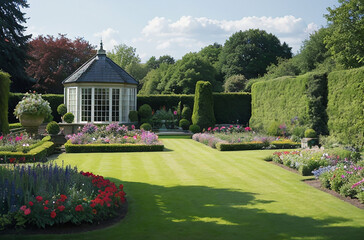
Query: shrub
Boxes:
[
  {"xmin": 65, "ymin": 142, "xmax": 164, "ymax": 153},
  {"xmin": 63, "ymin": 112, "xmax": 74, "ymax": 123},
  {"xmin": 304, "ymin": 128, "xmax": 317, "ymax": 138},
  {"xmin": 191, "ymin": 81, "xmax": 215, "ymax": 130},
  {"xmin": 0, "ymin": 71, "xmax": 10, "ymax": 134},
  {"xmin": 267, "ymin": 121, "xmax": 281, "ymax": 136},
  {"xmin": 129, "ymin": 110, "xmax": 138, "ymax": 122},
  {"xmin": 179, "ymin": 119, "xmax": 190, "ymax": 130},
  {"xmin": 46, "ymin": 121, "xmax": 60, "ymax": 135},
  {"xmin": 292, "ymin": 126, "xmax": 305, "ymax": 138},
  {"xmin": 189, "ymin": 124, "xmax": 201, "ymax": 133},
  {"xmin": 223, "ymin": 74, "xmax": 247, "ymax": 92},
  {"xmin": 57, "ymin": 104, "xmax": 67, "ymax": 116},
  {"xmin": 327, "ymin": 67, "xmax": 364, "ymax": 148},
  {"xmin": 140, "ymin": 123, "xmax": 152, "ymax": 131},
  {"xmin": 138, "ymin": 104, "xmax": 152, "ymax": 119},
  {"xmin": 181, "ymin": 105, "xmax": 192, "ymax": 121}
]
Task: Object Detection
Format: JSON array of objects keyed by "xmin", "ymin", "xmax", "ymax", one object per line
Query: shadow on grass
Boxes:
[{"xmin": 106, "ymin": 178, "xmax": 364, "ymax": 240}]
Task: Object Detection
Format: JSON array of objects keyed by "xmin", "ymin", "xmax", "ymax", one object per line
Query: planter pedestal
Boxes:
[{"xmin": 301, "ymin": 138, "xmax": 319, "ymax": 149}]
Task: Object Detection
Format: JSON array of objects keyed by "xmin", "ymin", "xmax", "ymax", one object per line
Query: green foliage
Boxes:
[
  {"xmin": 192, "ymin": 81, "xmax": 215, "ymax": 130},
  {"xmin": 140, "ymin": 123, "xmax": 152, "ymax": 131},
  {"xmin": 0, "ymin": 71, "xmax": 10, "ymax": 134},
  {"xmin": 292, "ymin": 126, "xmax": 306, "ymax": 138},
  {"xmin": 179, "ymin": 119, "xmax": 190, "ymax": 130},
  {"xmin": 265, "ymin": 57, "xmax": 301, "ymax": 79},
  {"xmin": 189, "ymin": 124, "xmax": 201, "ymax": 134},
  {"xmin": 327, "ymin": 67, "xmax": 364, "ymax": 148},
  {"xmin": 107, "ymin": 43, "xmax": 140, "ymax": 68},
  {"xmin": 138, "ymin": 104, "xmax": 153, "ymax": 119},
  {"xmin": 128, "ymin": 110, "xmax": 138, "ymax": 122},
  {"xmin": 223, "ymin": 74, "xmax": 247, "ymax": 92},
  {"xmin": 216, "ymin": 142, "xmax": 300, "ymax": 151},
  {"xmin": 138, "ymin": 95, "xmax": 194, "ymax": 113},
  {"xmin": 304, "ymin": 129, "xmax": 317, "ymax": 138},
  {"xmin": 250, "ymin": 72, "xmax": 328, "ymax": 135},
  {"xmin": 146, "ymin": 55, "xmax": 175, "ymax": 70},
  {"xmin": 65, "ymin": 141, "xmax": 164, "ymax": 153},
  {"xmin": 139, "ymin": 63, "xmax": 173, "ymax": 95},
  {"xmin": 46, "ymin": 121, "xmax": 60, "ymax": 135},
  {"xmin": 181, "ymin": 105, "xmax": 192, "ymax": 121},
  {"xmin": 219, "ymin": 29, "xmax": 292, "ymax": 79},
  {"xmin": 267, "ymin": 121, "xmax": 281, "ymax": 136},
  {"xmin": 324, "ymin": 0, "xmax": 364, "ymax": 68},
  {"xmin": 57, "ymin": 104, "xmax": 67, "ymax": 116},
  {"xmin": 63, "ymin": 112, "xmax": 74, "ymax": 123}
]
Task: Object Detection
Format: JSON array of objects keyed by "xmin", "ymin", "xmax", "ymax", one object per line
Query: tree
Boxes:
[
  {"xmin": 223, "ymin": 74, "xmax": 247, "ymax": 92},
  {"xmin": 324, "ymin": 0, "xmax": 364, "ymax": 68},
  {"xmin": 0, "ymin": 0, "xmax": 32, "ymax": 92},
  {"xmin": 146, "ymin": 55, "xmax": 175, "ymax": 70},
  {"xmin": 219, "ymin": 29, "xmax": 292, "ymax": 79},
  {"xmin": 107, "ymin": 43, "xmax": 140, "ymax": 69},
  {"xmin": 26, "ymin": 34, "xmax": 95, "ymax": 93},
  {"xmin": 198, "ymin": 43, "xmax": 222, "ymax": 66},
  {"xmin": 125, "ymin": 62, "xmax": 149, "ymax": 90},
  {"xmin": 191, "ymin": 81, "xmax": 215, "ymax": 130},
  {"xmin": 139, "ymin": 63, "xmax": 172, "ymax": 95}
]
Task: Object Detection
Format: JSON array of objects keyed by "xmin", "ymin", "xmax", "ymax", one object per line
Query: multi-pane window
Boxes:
[
  {"xmin": 112, "ymin": 89, "xmax": 120, "ymax": 122},
  {"xmin": 122, "ymin": 88, "xmax": 129, "ymax": 122},
  {"xmin": 129, "ymin": 88, "xmax": 136, "ymax": 112},
  {"xmin": 68, "ymin": 88, "xmax": 77, "ymax": 118},
  {"xmin": 94, "ymin": 88, "xmax": 109, "ymax": 122},
  {"xmin": 81, "ymin": 88, "xmax": 92, "ymax": 122}
]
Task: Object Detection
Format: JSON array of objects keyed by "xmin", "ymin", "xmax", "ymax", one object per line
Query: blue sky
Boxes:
[{"xmin": 24, "ymin": 0, "xmax": 339, "ymax": 62}]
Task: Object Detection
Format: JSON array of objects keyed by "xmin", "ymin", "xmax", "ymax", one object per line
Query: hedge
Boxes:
[
  {"xmin": 192, "ymin": 81, "xmax": 215, "ymax": 129},
  {"xmin": 138, "ymin": 93, "xmax": 251, "ymax": 125},
  {"xmin": 0, "ymin": 71, "xmax": 10, "ymax": 134},
  {"xmin": 216, "ymin": 141, "xmax": 300, "ymax": 151},
  {"xmin": 0, "ymin": 140, "xmax": 55, "ymax": 163},
  {"xmin": 327, "ymin": 67, "xmax": 364, "ymax": 147},
  {"xmin": 65, "ymin": 142, "xmax": 164, "ymax": 153},
  {"xmin": 250, "ymin": 72, "xmax": 328, "ymax": 135},
  {"xmin": 8, "ymin": 93, "xmax": 64, "ymax": 123}
]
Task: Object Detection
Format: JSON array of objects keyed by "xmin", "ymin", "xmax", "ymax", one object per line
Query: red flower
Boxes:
[
  {"xmin": 57, "ymin": 205, "xmax": 65, "ymax": 212},
  {"xmin": 50, "ymin": 210, "xmax": 56, "ymax": 218},
  {"xmin": 44, "ymin": 206, "xmax": 49, "ymax": 210},
  {"xmin": 29, "ymin": 201, "xmax": 34, "ymax": 206},
  {"xmin": 60, "ymin": 194, "xmax": 67, "ymax": 201},
  {"xmin": 20, "ymin": 205, "xmax": 27, "ymax": 211},
  {"xmin": 9, "ymin": 158, "xmax": 16, "ymax": 163},
  {"xmin": 36, "ymin": 196, "xmax": 43, "ymax": 202},
  {"xmin": 75, "ymin": 204, "xmax": 83, "ymax": 212},
  {"xmin": 92, "ymin": 209, "xmax": 97, "ymax": 214},
  {"xmin": 24, "ymin": 208, "xmax": 31, "ymax": 215},
  {"xmin": 44, "ymin": 200, "xmax": 49, "ymax": 205}
]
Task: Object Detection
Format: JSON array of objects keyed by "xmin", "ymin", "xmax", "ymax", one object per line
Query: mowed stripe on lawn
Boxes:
[{"xmin": 8, "ymin": 139, "xmax": 364, "ymax": 240}]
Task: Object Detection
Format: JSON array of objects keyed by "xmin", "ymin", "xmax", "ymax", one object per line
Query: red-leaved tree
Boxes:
[{"xmin": 26, "ymin": 34, "xmax": 96, "ymax": 93}]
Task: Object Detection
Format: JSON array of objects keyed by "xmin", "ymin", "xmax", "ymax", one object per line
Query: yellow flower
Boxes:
[{"xmin": 83, "ymin": 198, "xmax": 87, "ymax": 201}]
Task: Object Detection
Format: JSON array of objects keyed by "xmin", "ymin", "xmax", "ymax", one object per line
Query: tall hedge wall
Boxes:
[
  {"xmin": 0, "ymin": 71, "xmax": 10, "ymax": 134},
  {"xmin": 327, "ymin": 67, "xmax": 364, "ymax": 146},
  {"xmin": 250, "ymin": 72, "xmax": 328, "ymax": 134},
  {"xmin": 138, "ymin": 93, "xmax": 251, "ymax": 125},
  {"xmin": 8, "ymin": 93, "xmax": 64, "ymax": 123}
]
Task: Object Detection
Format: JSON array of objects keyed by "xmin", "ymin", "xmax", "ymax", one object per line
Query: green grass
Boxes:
[{"xmin": 4, "ymin": 139, "xmax": 364, "ymax": 239}]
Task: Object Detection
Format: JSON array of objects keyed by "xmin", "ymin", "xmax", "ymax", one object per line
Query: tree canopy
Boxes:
[
  {"xmin": 26, "ymin": 34, "xmax": 95, "ymax": 93},
  {"xmin": 107, "ymin": 43, "xmax": 141, "ymax": 69},
  {"xmin": 219, "ymin": 29, "xmax": 292, "ymax": 79},
  {"xmin": 0, "ymin": 0, "xmax": 32, "ymax": 92},
  {"xmin": 324, "ymin": 0, "xmax": 364, "ymax": 68}
]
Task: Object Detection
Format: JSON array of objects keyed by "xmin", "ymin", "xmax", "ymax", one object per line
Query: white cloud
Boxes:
[
  {"xmin": 136, "ymin": 15, "xmax": 317, "ymax": 60},
  {"xmin": 94, "ymin": 28, "xmax": 120, "ymax": 51}
]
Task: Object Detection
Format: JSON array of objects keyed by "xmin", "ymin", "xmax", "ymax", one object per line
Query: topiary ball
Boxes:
[
  {"xmin": 140, "ymin": 123, "xmax": 152, "ymax": 131},
  {"xmin": 179, "ymin": 119, "xmax": 190, "ymax": 130},
  {"xmin": 57, "ymin": 104, "xmax": 67, "ymax": 116},
  {"xmin": 304, "ymin": 128, "xmax": 317, "ymax": 138},
  {"xmin": 63, "ymin": 112, "xmax": 74, "ymax": 123},
  {"xmin": 46, "ymin": 121, "xmax": 60, "ymax": 135},
  {"xmin": 138, "ymin": 104, "xmax": 152, "ymax": 119},
  {"xmin": 129, "ymin": 110, "xmax": 138, "ymax": 122},
  {"xmin": 189, "ymin": 124, "xmax": 201, "ymax": 133}
]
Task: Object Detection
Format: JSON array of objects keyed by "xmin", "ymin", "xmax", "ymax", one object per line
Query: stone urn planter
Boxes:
[
  {"xmin": 19, "ymin": 114, "xmax": 45, "ymax": 136},
  {"xmin": 301, "ymin": 138, "xmax": 319, "ymax": 149}
]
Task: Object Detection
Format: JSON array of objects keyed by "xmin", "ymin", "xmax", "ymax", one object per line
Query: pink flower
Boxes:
[
  {"xmin": 0, "ymin": 136, "xmax": 3, "ymax": 140},
  {"xmin": 173, "ymin": 110, "xmax": 177, "ymax": 115},
  {"xmin": 123, "ymin": 136, "xmax": 128, "ymax": 139},
  {"xmin": 341, "ymin": 175, "xmax": 346, "ymax": 178},
  {"xmin": 207, "ymin": 127, "xmax": 211, "ymax": 131},
  {"xmin": 133, "ymin": 135, "xmax": 137, "ymax": 140},
  {"xmin": 24, "ymin": 208, "xmax": 31, "ymax": 215},
  {"xmin": 15, "ymin": 136, "xmax": 22, "ymax": 142},
  {"xmin": 131, "ymin": 125, "xmax": 135, "ymax": 130},
  {"xmin": 229, "ymin": 125, "xmax": 233, "ymax": 128},
  {"xmin": 245, "ymin": 127, "xmax": 252, "ymax": 131},
  {"xmin": 20, "ymin": 205, "xmax": 27, "ymax": 211}
]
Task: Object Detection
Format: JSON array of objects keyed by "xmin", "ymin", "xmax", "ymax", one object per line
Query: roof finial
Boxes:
[
  {"xmin": 100, "ymin": 39, "xmax": 104, "ymax": 50},
  {"xmin": 97, "ymin": 39, "xmax": 106, "ymax": 56}
]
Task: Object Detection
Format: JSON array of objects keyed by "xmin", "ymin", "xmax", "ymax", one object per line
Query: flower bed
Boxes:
[
  {"xmin": 192, "ymin": 125, "xmax": 300, "ymax": 151},
  {"xmin": 0, "ymin": 163, "xmax": 126, "ymax": 230},
  {"xmin": 0, "ymin": 135, "xmax": 54, "ymax": 163},
  {"xmin": 64, "ymin": 123, "xmax": 164, "ymax": 153},
  {"xmin": 271, "ymin": 147, "xmax": 361, "ymax": 176}
]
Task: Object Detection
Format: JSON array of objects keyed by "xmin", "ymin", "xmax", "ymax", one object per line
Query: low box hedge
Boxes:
[
  {"xmin": 65, "ymin": 141, "xmax": 164, "ymax": 153},
  {"xmin": 0, "ymin": 140, "xmax": 55, "ymax": 163},
  {"xmin": 216, "ymin": 142, "xmax": 300, "ymax": 151}
]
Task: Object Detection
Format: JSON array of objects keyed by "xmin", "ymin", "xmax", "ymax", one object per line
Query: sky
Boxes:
[{"xmin": 23, "ymin": 0, "xmax": 339, "ymax": 62}]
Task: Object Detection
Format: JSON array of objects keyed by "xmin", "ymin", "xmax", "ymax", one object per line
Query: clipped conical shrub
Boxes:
[
  {"xmin": 0, "ymin": 71, "xmax": 10, "ymax": 134},
  {"xmin": 191, "ymin": 81, "xmax": 215, "ymax": 130}
]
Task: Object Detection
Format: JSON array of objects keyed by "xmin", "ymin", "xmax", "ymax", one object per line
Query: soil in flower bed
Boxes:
[
  {"xmin": 269, "ymin": 161, "xmax": 364, "ymax": 209},
  {"xmin": 0, "ymin": 201, "xmax": 128, "ymax": 235}
]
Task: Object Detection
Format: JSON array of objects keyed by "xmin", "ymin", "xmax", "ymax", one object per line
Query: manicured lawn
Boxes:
[{"xmin": 4, "ymin": 139, "xmax": 364, "ymax": 239}]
